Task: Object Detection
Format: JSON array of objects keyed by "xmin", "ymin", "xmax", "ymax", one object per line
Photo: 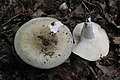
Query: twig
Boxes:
[
  {"xmin": 83, "ymin": 0, "xmax": 97, "ymax": 7},
  {"xmin": 81, "ymin": 1, "xmax": 91, "ymax": 14},
  {"xmin": 81, "ymin": 60, "xmax": 100, "ymax": 80},
  {"xmin": 0, "ymin": 13, "xmax": 26, "ymax": 27},
  {"xmin": 0, "ymin": 55, "xmax": 7, "ymax": 60}
]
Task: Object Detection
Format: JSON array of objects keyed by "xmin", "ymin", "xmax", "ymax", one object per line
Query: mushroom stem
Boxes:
[{"xmin": 81, "ymin": 18, "xmax": 95, "ymax": 39}]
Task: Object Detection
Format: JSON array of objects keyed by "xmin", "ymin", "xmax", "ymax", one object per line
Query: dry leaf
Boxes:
[
  {"xmin": 32, "ymin": 9, "xmax": 45, "ymax": 17},
  {"xmin": 0, "ymin": 11, "xmax": 4, "ymax": 19},
  {"xmin": 34, "ymin": 0, "xmax": 44, "ymax": 10},
  {"xmin": 59, "ymin": 2, "xmax": 68, "ymax": 10},
  {"xmin": 94, "ymin": 14, "xmax": 103, "ymax": 21},
  {"xmin": 108, "ymin": 32, "xmax": 118, "ymax": 38},
  {"xmin": 9, "ymin": 0, "xmax": 17, "ymax": 5},
  {"xmin": 72, "ymin": 4, "xmax": 85, "ymax": 17},
  {"xmin": 27, "ymin": 8, "xmax": 33, "ymax": 15},
  {"xmin": 99, "ymin": 1, "xmax": 106, "ymax": 11},
  {"xmin": 14, "ymin": 6, "xmax": 24, "ymax": 14},
  {"xmin": 96, "ymin": 62, "xmax": 119, "ymax": 77},
  {"xmin": 113, "ymin": 36, "xmax": 120, "ymax": 44},
  {"xmin": 116, "ymin": 25, "xmax": 120, "ymax": 28},
  {"xmin": 108, "ymin": 0, "xmax": 117, "ymax": 14},
  {"xmin": 105, "ymin": 13, "xmax": 117, "ymax": 26}
]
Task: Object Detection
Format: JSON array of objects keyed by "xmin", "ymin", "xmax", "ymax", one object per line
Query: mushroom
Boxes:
[
  {"xmin": 14, "ymin": 17, "xmax": 73, "ymax": 69},
  {"xmin": 72, "ymin": 18, "xmax": 109, "ymax": 61}
]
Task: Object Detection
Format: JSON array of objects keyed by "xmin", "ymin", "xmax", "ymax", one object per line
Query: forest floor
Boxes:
[{"xmin": 0, "ymin": 0, "xmax": 120, "ymax": 80}]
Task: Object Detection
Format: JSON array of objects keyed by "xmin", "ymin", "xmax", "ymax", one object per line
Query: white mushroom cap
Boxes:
[
  {"xmin": 72, "ymin": 19, "xmax": 109, "ymax": 61},
  {"xmin": 14, "ymin": 17, "xmax": 73, "ymax": 69}
]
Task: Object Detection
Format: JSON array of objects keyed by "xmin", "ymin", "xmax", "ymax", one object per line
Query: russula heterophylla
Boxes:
[
  {"xmin": 72, "ymin": 18, "xmax": 109, "ymax": 61},
  {"xmin": 14, "ymin": 17, "xmax": 73, "ymax": 69}
]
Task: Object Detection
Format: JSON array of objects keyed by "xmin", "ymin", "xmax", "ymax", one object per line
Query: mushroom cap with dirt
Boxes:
[
  {"xmin": 14, "ymin": 17, "xmax": 73, "ymax": 69},
  {"xmin": 72, "ymin": 18, "xmax": 109, "ymax": 61}
]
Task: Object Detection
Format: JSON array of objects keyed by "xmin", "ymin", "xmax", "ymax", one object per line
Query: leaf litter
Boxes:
[{"xmin": 0, "ymin": 0, "xmax": 120, "ymax": 80}]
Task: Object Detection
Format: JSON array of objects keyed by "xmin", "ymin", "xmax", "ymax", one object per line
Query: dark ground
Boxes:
[{"xmin": 0, "ymin": 0, "xmax": 120, "ymax": 80}]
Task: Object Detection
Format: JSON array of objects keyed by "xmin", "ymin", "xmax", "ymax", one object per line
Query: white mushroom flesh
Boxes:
[{"xmin": 48, "ymin": 21, "xmax": 63, "ymax": 33}]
